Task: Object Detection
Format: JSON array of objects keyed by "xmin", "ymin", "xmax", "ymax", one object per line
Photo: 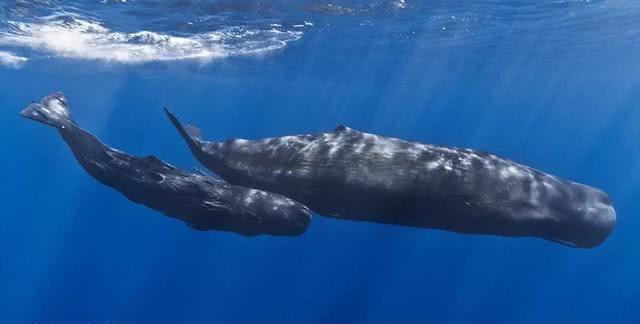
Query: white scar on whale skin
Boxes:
[
  {"xmin": 22, "ymin": 93, "xmax": 313, "ymax": 237},
  {"xmin": 166, "ymin": 106, "xmax": 616, "ymax": 248}
]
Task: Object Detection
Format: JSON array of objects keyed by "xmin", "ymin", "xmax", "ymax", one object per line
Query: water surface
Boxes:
[{"xmin": 1, "ymin": 1, "xmax": 639, "ymax": 323}]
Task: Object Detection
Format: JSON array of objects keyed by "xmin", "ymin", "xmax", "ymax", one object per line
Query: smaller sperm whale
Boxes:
[
  {"xmin": 166, "ymin": 110, "xmax": 616, "ymax": 248},
  {"xmin": 20, "ymin": 93, "xmax": 311, "ymax": 236}
]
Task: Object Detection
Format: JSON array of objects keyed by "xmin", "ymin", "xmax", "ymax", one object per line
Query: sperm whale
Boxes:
[
  {"xmin": 166, "ymin": 110, "xmax": 616, "ymax": 248},
  {"xmin": 21, "ymin": 93, "xmax": 311, "ymax": 236}
]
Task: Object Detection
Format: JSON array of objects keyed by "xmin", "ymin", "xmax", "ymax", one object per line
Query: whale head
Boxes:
[{"xmin": 543, "ymin": 184, "xmax": 616, "ymax": 248}]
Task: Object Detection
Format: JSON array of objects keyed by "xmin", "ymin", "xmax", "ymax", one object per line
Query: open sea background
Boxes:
[{"xmin": 1, "ymin": 0, "xmax": 639, "ymax": 322}]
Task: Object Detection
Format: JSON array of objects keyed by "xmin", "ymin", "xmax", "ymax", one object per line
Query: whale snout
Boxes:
[
  {"xmin": 578, "ymin": 195, "xmax": 616, "ymax": 248},
  {"xmin": 287, "ymin": 205, "xmax": 313, "ymax": 236},
  {"xmin": 547, "ymin": 189, "xmax": 617, "ymax": 248}
]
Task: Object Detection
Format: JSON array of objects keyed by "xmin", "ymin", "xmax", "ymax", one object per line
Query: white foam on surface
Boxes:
[
  {"xmin": 393, "ymin": 0, "xmax": 407, "ymax": 9},
  {"xmin": 0, "ymin": 16, "xmax": 303, "ymax": 64},
  {"xmin": 0, "ymin": 50, "xmax": 28, "ymax": 68}
]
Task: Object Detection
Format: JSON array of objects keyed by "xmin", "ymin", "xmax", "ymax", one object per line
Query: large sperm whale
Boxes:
[
  {"xmin": 166, "ymin": 110, "xmax": 616, "ymax": 248},
  {"xmin": 20, "ymin": 93, "xmax": 311, "ymax": 236}
]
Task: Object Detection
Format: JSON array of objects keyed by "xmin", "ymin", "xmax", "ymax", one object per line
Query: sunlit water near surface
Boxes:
[{"xmin": 1, "ymin": 0, "xmax": 640, "ymax": 323}]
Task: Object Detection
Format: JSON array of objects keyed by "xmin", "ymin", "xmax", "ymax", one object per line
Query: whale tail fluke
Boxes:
[
  {"xmin": 164, "ymin": 108, "xmax": 202, "ymax": 148},
  {"xmin": 20, "ymin": 92, "xmax": 75, "ymax": 129}
]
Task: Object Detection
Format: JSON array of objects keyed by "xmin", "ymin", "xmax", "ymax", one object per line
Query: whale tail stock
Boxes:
[
  {"xmin": 164, "ymin": 107, "xmax": 203, "ymax": 149},
  {"xmin": 20, "ymin": 92, "xmax": 75, "ymax": 129}
]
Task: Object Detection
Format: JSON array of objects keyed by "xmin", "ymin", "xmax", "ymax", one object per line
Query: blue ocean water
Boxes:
[{"xmin": 1, "ymin": 0, "xmax": 639, "ymax": 322}]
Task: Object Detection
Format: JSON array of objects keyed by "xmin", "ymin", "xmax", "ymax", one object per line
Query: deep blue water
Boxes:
[{"xmin": 1, "ymin": 1, "xmax": 640, "ymax": 323}]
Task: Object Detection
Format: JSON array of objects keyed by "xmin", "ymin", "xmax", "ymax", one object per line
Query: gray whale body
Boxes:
[
  {"xmin": 167, "ymin": 110, "xmax": 616, "ymax": 248},
  {"xmin": 21, "ymin": 93, "xmax": 311, "ymax": 236}
]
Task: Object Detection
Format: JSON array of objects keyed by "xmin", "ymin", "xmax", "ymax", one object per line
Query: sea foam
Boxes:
[{"xmin": 0, "ymin": 15, "xmax": 303, "ymax": 64}]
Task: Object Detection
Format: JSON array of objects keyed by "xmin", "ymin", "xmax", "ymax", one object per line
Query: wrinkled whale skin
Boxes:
[
  {"xmin": 21, "ymin": 93, "xmax": 311, "ymax": 236},
  {"xmin": 167, "ymin": 111, "xmax": 615, "ymax": 248}
]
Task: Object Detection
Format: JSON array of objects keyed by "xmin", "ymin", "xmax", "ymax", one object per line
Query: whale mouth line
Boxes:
[{"xmin": 545, "ymin": 237, "xmax": 578, "ymax": 248}]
